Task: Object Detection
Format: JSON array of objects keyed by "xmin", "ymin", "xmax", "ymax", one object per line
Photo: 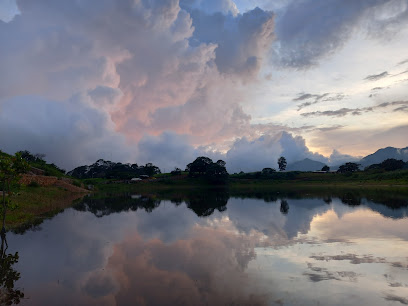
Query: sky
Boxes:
[{"xmin": 0, "ymin": 0, "xmax": 407, "ymax": 172}]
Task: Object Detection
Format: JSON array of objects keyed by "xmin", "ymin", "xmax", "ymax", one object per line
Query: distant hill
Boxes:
[
  {"xmin": 359, "ymin": 147, "xmax": 408, "ymax": 167},
  {"xmin": 286, "ymin": 158, "xmax": 326, "ymax": 172}
]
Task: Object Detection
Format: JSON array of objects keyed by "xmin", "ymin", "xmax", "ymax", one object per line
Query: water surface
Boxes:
[{"xmin": 2, "ymin": 189, "xmax": 408, "ymax": 305}]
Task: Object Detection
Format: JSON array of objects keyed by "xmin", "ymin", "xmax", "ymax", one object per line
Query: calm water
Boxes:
[{"xmin": 2, "ymin": 189, "xmax": 408, "ymax": 305}]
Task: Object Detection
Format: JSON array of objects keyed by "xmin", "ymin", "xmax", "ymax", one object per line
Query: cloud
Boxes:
[
  {"xmin": 294, "ymin": 92, "xmax": 345, "ymax": 110},
  {"xmin": 271, "ymin": 0, "xmax": 408, "ymax": 67},
  {"xmin": 0, "ymin": 0, "xmax": 277, "ymax": 168},
  {"xmin": 301, "ymin": 108, "xmax": 367, "ymax": 118},
  {"xmin": 180, "ymin": 0, "xmax": 239, "ymax": 16},
  {"xmin": 301, "ymin": 100, "xmax": 408, "ymax": 118},
  {"xmin": 364, "ymin": 71, "xmax": 389, "ymax": 81},
  {"xmin": 226, "ymin": 131, "xmax": 327, "ymax": 172},
  {"xmin": 107, "ymin": 229, "xmax": 268, "ymax": 305},
  {"xmin": 0, "ymin": 95, "xmax": 131, "ymax": 169}
]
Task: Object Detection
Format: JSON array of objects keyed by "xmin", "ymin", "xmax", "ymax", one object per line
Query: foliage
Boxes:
[
  {"xmin": 261, "ymin": 168, "xmax": 276, "ymax": 176},
  {"xmin": 187, "ymin": 156, "xmax": 213, "ymax": 176},
  {"xmin": 278, "ymin": 156, "xmax": 287, "ymax": 171},
  {"xmin": 337, "ymin": 162, "xmax": 360, "ymax": 173},
  {"xmin": 68, "ymin": 160, "xmax": 161, "ymax": 179},
  {"xmin": 170, "ymin": 168, "xmax": 182, "ymax": 176},
  {"xmin": 321, "ymin": 165, "xmax": 330, "ymax": 172},
  {"xmin": 0, "ymin": 234, "xmax": 24, "ymax": 305},
  {"xmin": 72, "ymin": 180, "xmax": 82, "ymax": 188},
  {"xmin": 27, "ymin": 181, "xmax": 40, "ymax": 188},
  {"xmin": 187, "ymin": 157, "xmax": 228, "ymax": 183},
  {"xmin": 0, "ymin": 152, "xmax": 29, "ymax": 233},
  {"xmin": 365, "ymin": 158, "xmax": 406, "ymax": 172},
  {"xmin": 18, "ymin": 150, "xmax": 66, "ymax": 177}
]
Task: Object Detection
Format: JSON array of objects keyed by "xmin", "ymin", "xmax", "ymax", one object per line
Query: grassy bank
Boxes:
[
  {"xmin": 90, "ymin": 170, "xmax": 408, "ymax": 194},
  {"xmin": 3, "ymin": 185, "xmax": 87, "ymax": 232}
]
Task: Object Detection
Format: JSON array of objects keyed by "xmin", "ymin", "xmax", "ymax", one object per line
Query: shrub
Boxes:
[
  {"xmin": 28, "ymin": 181, "xmax": 40, "ymax": 187},
  {"xmin": 73, "ymin": 180, "xmax": 82, "ymax": 188}
]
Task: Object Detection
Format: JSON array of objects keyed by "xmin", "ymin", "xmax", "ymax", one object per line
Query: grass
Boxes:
[{"xmin": 3, "ymin": 185, "xmax": 87, "ymax": 231}]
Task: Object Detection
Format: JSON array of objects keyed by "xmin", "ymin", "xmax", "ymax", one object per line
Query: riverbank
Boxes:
[
  {"xmin": 90, "ymin": 171, "xmax": 408, "ymax": 193},
  {"xmin": 3, "ymin": 185, "xmax": 89, "ymax": 232}
]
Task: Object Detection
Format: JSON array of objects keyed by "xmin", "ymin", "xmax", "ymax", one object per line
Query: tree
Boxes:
[
  {"xmin": 0, "ymin": 233, "xmax": 24, "ymax": 305},
  {"xmin": 321, "ymin": 165, "xmax": 330, "ymax": 172},
  {"xmin": 365, "ymin": 159, "xmax": 405, "ymax": 172},
  {"xmin": 261, "ymin": 168, "xmax": 276, "ymax": 175},
  {"xmin": 188, "ymin": 157, "xmax": 213, "ymax": 176},
  {"xmin": 143, "ymin": 163, "xmax": 161, "ymax": 177},
  {"xmin": 0, "ymin": 152, "xmax": 29, "ymax": 234},
  {"xmin": 170, "ymin": 168, "xmax": 182, "ymax": 176},
  {"xmin": 337, "ymin": 162, "xmax": 360, "ymax": 173},
  {"xmin": 205, "ymin": 162, "xmax": 228, "ymax": 183},
  {"xmin": 278, "ymin": 156, "xmax": 287, "ymax": 171}
]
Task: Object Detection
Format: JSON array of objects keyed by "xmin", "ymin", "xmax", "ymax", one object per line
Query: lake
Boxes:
[{"xmin": 2, "ymin": 188, "xmax": 408, "ymax": 305}]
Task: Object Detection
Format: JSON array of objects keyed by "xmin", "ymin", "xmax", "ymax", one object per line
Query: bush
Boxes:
[
  {"xmin": 28, "ymin": 181, "xmax": 40, "ymax": 188},
  {"xmin": 73, "ymin": 180, "xmax": 82, "ymax": 188}
]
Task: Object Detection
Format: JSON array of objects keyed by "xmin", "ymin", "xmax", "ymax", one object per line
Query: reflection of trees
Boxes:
[
  {"xmin": 74, "ymin": 194, "xmax": 162, "ymax": 217},
  {"xmin": 280, "ymin": 200, "xmax": 289, "ymax": 215},
  {"xmin": 75, "ymin": 187, "xmax": 408, "ymax": 220},
  {"xmin": 340, "ymin": 192, "xmax": 362, "ymax": 206},
  {"xmin": 185, "ymin": 191, "xmax": 229, "ymax": 217},
  {"xmin": 0, "ymin": 233, "xmax": 24, "ymax": 305}
]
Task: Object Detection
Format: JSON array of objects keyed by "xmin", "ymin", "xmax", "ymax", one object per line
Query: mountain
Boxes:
[
  {"xmin": 359, "ymin": 147, "xmax": 408, "ymax": 167},
  {"xmin": 286, "ymin": 158, "xmax": 326, "ymax": 172}
]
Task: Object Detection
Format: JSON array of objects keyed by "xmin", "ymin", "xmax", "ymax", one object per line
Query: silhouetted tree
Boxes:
[
  {"xmin": 170, "ymin": 168, "xmax": 182, "ymax": 176},
  {"xmin": 321, "ymin": 165, "xmax": 330, "ymax": 172},
  {"xmin": 337, "ymin": 162, "xmax": 360, "ymax": 173},
  {"xmin": 188, "ymin": 157, "xmax": 213, "ymax": 176},
  {"xmin": 261, "ymin": 168, "xmax": 276, "ymax": 176},
  {"xmin": 143, "ymin": 163, "xmax": 161, "ymax": 177},
  {"xmin": 0, "ymin": 233, "xmax": 24, "ymax": 305},
  {"xmin": 278, "ymin": 156, "xmax": 287, "ymax": 171},
  {"xmin": 365, "ymin": 159, "xmax": 405, "ymax": 172}
]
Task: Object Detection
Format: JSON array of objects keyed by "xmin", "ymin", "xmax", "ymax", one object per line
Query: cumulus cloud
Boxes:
[
  {"xmin": 0, "ymin": 0, "xmax": 279, "ymax": 168},
  {"xmin": 0, "ymin": 95, "xmax": 131, "ymax": 169},
  {"xmin": 226, "ymin": 131, "xmax": 327, "ymax": 172}
]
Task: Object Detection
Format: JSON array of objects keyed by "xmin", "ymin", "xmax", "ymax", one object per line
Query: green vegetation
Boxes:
[
  {"xmin": 1, "ymin": 152, "xmax": 29, "ymax": 234},
  {"xmin": 18, "ymin": 150, "xmax": 66, "ymax": 177},
  {"xmin": 4, "ymin": 185, "xmax": 85, "ymax": 231}
]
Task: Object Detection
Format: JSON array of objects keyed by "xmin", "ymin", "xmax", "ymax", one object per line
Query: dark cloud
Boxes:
[
  {"xmin": 301, "ymin": 108, "xmax": 367, "ymax": 118},
  {"xmin": 364, "ymin": 71, "xmax": 389, "ymax": 81},
  {"xmin": 302, "ymin": 100, "xmax": 408, "ymax": 118},
  {"xmin": 303, "ymin": 263, "xmax": 359, "ymax": 282},
  {"xmin": 294, "ymin": 92, "xmax": 345, "ymax": 110}
]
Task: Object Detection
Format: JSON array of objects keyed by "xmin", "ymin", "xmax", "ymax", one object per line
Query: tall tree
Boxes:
[
  {"xmin": 278, "ymin": 156, "xmax": 287, "ymax": 171},
  {"xmin": 0, "ymin": 152, "xmax": 29, "ymax": 234}
]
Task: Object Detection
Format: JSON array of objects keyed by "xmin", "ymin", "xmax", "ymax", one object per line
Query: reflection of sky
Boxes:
[{"xmin": 5, "ymin": 196, "xmax": 408, "ymax": 305}]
